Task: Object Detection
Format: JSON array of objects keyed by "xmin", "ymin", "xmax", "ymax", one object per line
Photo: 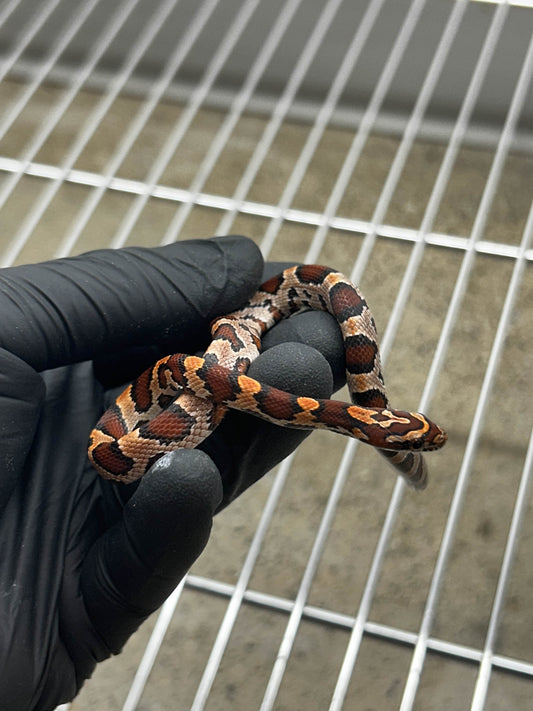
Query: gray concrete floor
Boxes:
[{"xmin": 1, "ymin": 80, "xmax": 533, "ymax": 710}]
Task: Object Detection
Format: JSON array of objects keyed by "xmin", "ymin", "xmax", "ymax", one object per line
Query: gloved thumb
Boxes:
[{"xmin": 81, "ymin": 449, "xmax": 222, "ymax": 652}]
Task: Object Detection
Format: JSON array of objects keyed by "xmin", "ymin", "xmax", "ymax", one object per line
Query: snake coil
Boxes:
[{"xmin": 88, "ymin": 265, "xmax": 446, "ymax": 489}]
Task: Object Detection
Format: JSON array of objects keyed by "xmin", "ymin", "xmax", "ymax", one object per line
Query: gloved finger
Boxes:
[
  {"xmin": 0, "ymin": 349, "xmax": 45, "ymax": 513},
  {"xmin": 201, "ymin": 339, "xmax": 337, "ymax": 508},
  {"xmin": 0, "ymin": 235, "xmax": 263, "ymax": 373},
  {"xmin": 262, "ymin": 309, "xmax": 346, "ymax": 392},
  {"xmin": 81, "ymin": 449, "xmax": 222, "ymax": 651},
  {"xmin": 92, "ymin": 259, "xmax": 299, "ymax": 390}
]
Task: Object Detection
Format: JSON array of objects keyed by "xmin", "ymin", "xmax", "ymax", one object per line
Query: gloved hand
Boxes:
[{"xmin": 0, "ymin": 235, "xmax": 345, "ymax": 711}]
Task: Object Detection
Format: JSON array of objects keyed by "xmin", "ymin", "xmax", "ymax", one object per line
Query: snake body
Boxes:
[{"xmin": 88, "ymin": 265, "xmax": 446, "ymax": 488}]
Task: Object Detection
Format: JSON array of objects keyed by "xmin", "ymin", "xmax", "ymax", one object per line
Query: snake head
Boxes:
[
  {"xmin": 414, "ymin": 414, "xmax": 447, "ymax": 451},
  {"xmin": 382, "ymin": 411, "xmax": 447, "ymax": 451},
  {"xmin": 427, "ymin": 423, "xmax": 447, "ymax": 450}
]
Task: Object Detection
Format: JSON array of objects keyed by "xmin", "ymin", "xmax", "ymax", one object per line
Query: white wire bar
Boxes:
[
  {"xmin": 302, "ymin": 0, "xmax": 429, "ymax": 268},
  {"xmin": 0, "ymin": 0, "xmax": 181, "ymax": 267},
  {"xmin": 473, "ymin": 0, "xmax": 533, "ymax": 6},
  {"xmin": 327, "ymin": 6, "xmax": 514, "ymax": 705},
  {"xmin": 159, "ymin": 0, "xmax": 305, "ymax": 247},
  {"xmin": 346, "ymin": 1, "xmax": 469, "ymax": 283},
  {"xmin": 8, "ymin": 57, "xmax": 533, "ymax": 153},
  {"xmin": 258, "ymin": 2, "xmax": 432, "ymax": 708},
  {"xmin": 308, "ymin": 0, "xmax": 469, "ymax": 274},
  {"xmin": 0, "ymin": 0, "xmax": 62, "ymax": 85},
  {"xmin": 0, "ymin": 0, "xmax": 22, "ymax": 30},
  {"xmin": 0, "ymin": 0, "xmax": 61, "ymax": 81},
  {"xmin": 215, "ymin": 0, "xmax": 347, "ymax": 237},
  {"xmin": 54, "ymin": 0, "xmax": 220, "ymax": 259},
  {"xmin": 184, "ymin": 573, "xmax": 533, "ymax": 678},
  {"xmin": 0, "ymin": 0, "xmax": 102, "ymax": 182},
  {"xmin": 109, "ymin": 0, "xmax": 262, "ymax": 249},
  {"xmin": 0, "ymin": 153, "xmax": 531, "ymax": 263},
  {"xmin": 399, "ymin": 24, "xmax": 533, "ymax": 711},
  {"xmin": 328, "ymin": 6, "xmax": 518, "ymax": 700},
  {"xmin": 327, "ymin": 1, "xmax": 532, "ymax": 707},
  {"xmin": 469, "ymin": 204, "xmax": 533, "ymax": 710},
  {"xmin": 258, "ymin": 0, "xmax": 389, "ymax": 259},
  {"xmin": 189, "ymin": 452, "xmax": 297, "ymax": 710},
  {"xmin": 122, "ymin": 579, "xmax": 186, "ymax": 711},
  {"xmin": 469, "ymin": 426, "xmax": 533, "ymax": 709}
]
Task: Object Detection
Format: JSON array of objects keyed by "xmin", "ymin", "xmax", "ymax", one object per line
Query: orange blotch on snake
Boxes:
[
  {"xmin": 237, "ymin": 374, "xmax": 262, "ymax": 394},
  {"xmin": 296, "ymin": 397, "xmax": 320, "ymax": 412},
  {"xmin": 184, "ymin": 355, "xmax": 205, "ymax": 371},
  {"xmin": 292, "ymin": 397, "xmax": 320, "ymax": 426},
  {"xmin": 347, "ymin": 405, "xmax": 379, "ymax": 424},
  {"xmin": 231, "ymin": 375, "xmax": 263, "ymax": 413}
]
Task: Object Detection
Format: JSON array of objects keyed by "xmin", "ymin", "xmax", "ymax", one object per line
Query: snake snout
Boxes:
[{"xmin": 427, "ymin": 424, "xmax": 447, "ymax": 450}]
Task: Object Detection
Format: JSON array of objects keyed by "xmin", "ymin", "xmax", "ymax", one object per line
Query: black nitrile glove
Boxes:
[{"xmin": 0, "ymin": 235, "xmax": 345, "ymax": 710}]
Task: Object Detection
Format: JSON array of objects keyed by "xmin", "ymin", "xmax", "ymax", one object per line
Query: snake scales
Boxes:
[{"xmin": 88, "ymin": 265, "xmax": 446, "ymax": 489}]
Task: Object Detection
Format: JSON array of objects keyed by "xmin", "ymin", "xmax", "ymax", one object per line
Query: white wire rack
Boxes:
[{"xmin": 1, "ymin": 0, "xmax": 532, "ymax": 709}]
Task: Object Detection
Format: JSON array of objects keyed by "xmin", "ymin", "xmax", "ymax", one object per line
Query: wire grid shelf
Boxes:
[{"xmin": 0, "ymin": 0, "xmax": 532, "ymax": 708}]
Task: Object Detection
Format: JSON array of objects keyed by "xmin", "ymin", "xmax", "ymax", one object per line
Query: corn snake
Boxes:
[{"xmin": 88, "ymin": 265, "xmax": 446, "ymax": 489}]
